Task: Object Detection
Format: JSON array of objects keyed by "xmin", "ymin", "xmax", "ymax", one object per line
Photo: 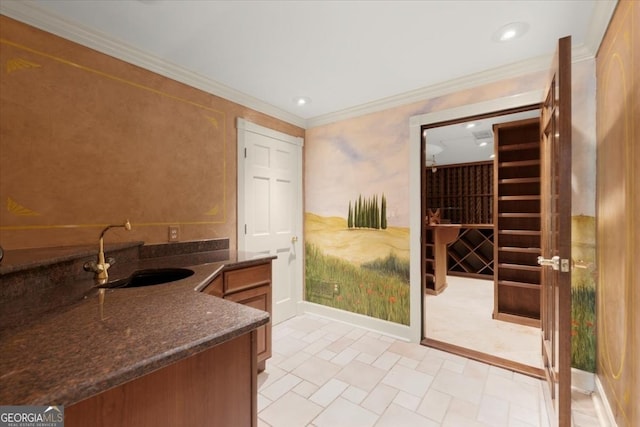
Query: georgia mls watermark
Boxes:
[{"xmin": 0, "ymin": 406, "xmax": 64, "ymax": 427}]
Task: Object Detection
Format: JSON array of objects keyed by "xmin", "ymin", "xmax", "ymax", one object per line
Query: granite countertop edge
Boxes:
[{"xmin": 0, "ymin": 250, "xmax": 275, "ymax": 406}]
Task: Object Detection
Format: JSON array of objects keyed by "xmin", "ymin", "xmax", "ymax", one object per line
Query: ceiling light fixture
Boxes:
[
  {"xmin": 425, "ymin": 142, "xmax": 444, "ymax": 156},
  {"xmin": 465, "ymin": 123, "xmax": 476, "ymax": 129},
  {"xmin": 493, "ymin": 22, "xmax": 529, "ymax": 42},
  {"xmin": 293, "ymin": 96, "xmax": 311, "ymax": 106}
]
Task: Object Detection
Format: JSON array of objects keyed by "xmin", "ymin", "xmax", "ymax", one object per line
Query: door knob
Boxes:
[
  {"xmin": 537, "ymin": 255, "xmax": 560, "ymax": 270},
  {"xmin": 291, "ymin": 236, "xmax": 298, "ymax": 243}
]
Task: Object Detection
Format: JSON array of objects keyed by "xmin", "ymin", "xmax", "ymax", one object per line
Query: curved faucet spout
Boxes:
[{"xmin": 85, "ymin": 219, "xmax": 132, "ymax": 283}]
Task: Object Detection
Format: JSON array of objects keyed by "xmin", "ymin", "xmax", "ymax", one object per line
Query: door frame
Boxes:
[
  {"xmin": 409, "ymin": 90, "xmax": 544, "ymax": 346},
  {"xmin": 236, "ymin": 118, "xmax": 304, "ymax": 322}
]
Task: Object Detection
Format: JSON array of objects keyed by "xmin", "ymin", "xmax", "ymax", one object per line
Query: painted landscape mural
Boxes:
[{"xmin": 305, "ymin": 111, "xmax": 413, "ymax": 325}]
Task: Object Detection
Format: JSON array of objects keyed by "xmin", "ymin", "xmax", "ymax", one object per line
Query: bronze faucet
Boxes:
[{"xmin": 84, "ymin": 220, "xmax": 131, "ymax": 283}]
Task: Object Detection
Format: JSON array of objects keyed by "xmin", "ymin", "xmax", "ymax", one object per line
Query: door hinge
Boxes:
[
  {"xmin": 244, "ymin": 224, "xmax": 247, "ymax": 235},
  {"xmin": 244, "ymin": 147, "xmax": 247, "ymax": 158}
]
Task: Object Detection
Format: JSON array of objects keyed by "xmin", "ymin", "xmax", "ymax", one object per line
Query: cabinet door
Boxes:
[{"xmin": 225, "ymin": 285, "xmax": 272, "ymax": 366}]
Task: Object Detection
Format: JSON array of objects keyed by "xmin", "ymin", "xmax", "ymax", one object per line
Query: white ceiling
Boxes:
[
  {"xmin": 425, "ymin": 109, "xmax": 539, "ymax": 166},
  {"xmin": 1, "ymin": 1, "xmax": 616, "ymax": 128}
]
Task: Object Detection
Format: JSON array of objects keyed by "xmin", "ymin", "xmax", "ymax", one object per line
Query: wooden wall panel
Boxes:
[{"xmin": 595, "ymin": 1, "xmax": 639, "ymax": 426}]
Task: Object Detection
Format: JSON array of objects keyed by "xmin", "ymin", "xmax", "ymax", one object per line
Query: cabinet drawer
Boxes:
[{"xmin": 224, "ymin": 263, "xmax": 271, "ymax": 293}]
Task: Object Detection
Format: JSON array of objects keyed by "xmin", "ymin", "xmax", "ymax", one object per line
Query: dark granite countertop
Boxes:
[{"xmin": 0, "ymin": 248, "xmax": 274, "ymax": 406}]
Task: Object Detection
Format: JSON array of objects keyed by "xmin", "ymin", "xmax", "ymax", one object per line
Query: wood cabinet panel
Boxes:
[
  {"xmin": 225, "ymin": 285, "xmax": 271, "ymax": 363},
  {"xmin": 202, "ymin": 261, "xmax": 272, "ymax": 371},
  {"xmin": 203, "ymin": 274, "xmax": 223, "ymax": 297},
  {"xmin": 66, "ymin": 331, "xmax": 257, "ymax": 427}
]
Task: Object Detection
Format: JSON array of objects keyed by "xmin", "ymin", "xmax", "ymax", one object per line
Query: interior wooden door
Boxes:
[{"xmin": 538, "ymin": 36, "xmax": 572, "ymax": 426}]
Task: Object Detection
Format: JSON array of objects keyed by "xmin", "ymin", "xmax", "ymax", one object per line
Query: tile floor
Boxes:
[
  {"xmin": 424, "ymin": 276, "xmax": 542, "ymax": 368},
  {"xmin": 258, "ymin": 314, "xmax": 554, "ymax": 427},
  {"xmin": 259, "ymin": 314, "xmax": 606, "ymax": 426}
]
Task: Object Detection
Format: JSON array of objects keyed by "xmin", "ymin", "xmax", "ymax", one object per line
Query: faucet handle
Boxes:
[
  {"xmin": 124, "ymin": 220, "xmax": 131, "ymax": 231},
  {"xmin": 106, "ymin": 257, "xmax": 116, "ymax": 266}
]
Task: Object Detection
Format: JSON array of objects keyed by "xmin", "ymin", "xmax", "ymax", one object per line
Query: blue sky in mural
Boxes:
[{"xmin": 306, "ymin": 110, "xmax": 411, "ymax": 227}]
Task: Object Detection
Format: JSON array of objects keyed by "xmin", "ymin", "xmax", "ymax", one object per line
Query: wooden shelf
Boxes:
[
  {"xmin": 499, "ymin": 230, "xmax": 541, "ymax": 236},
  {"xmin": 498, "ymin": 263, "xmax": 540, "ymax": 272},
  {"xmin": 499, "ymin": 246, "xmax": 541, "ymax": 253},
  {"xmin": 498, "ymin": 213, "xmax": 540, "ymax": 218},
  {"xmin": 498, "ymin": 177, "xmax": 540, "ymax": 184},
  {"xmin": 498, "ymin": 195, "xmax": 541, "ymax": 201},
  {"xmin": 498, "ymin": 141, "xmax": 540, "ymax": 151},
  {"xmin": 497, "ymin": 280, "xmax": 540, "ymax": 290},
  {"xmin": 493, "ymin": 118, "xmax": 542, "ymax": 325},
  {"xmin": 498, "ymin": 159, "xmax": 540, "ymax": 168}
]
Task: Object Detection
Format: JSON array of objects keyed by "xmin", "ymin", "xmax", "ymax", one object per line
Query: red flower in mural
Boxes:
[{"xmin": 389, "ymin": 296, "xmax": 397, "ymax": 304}]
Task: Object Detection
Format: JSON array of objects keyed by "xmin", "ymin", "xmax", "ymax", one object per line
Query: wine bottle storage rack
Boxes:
[
  {"xmin": 447, "ymin": 226, "xmax": 494, "ymax": 279},
  {"xmin": 425, "ymin": 161, "xmax": 493, "ymax": 225}
]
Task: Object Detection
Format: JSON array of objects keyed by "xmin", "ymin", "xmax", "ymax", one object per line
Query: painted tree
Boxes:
[
  {"xmin": 381, "ymin": 194, "xmax": 387, "ymax": 229},
  {"xmin": 347, "ymin": 193, "xmax": 388, "ymax": 230}
]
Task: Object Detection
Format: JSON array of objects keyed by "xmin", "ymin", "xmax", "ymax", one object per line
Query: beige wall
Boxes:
[
  {"xmin": 595, "ymin": 1, "xmax": 639, "ymax": 426},
  {"xmin": 0, "ymin": 16, "xmax": 304, "ymax": 250}
]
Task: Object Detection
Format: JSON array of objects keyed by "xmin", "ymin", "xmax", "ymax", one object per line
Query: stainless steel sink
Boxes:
[{"xmin": 100, "ymin": 268, "xmax": 194, "ymax": 288}]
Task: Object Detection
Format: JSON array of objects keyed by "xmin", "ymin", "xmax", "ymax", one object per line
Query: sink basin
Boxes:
[{"xmin": 101, "ymin": 268, "xmax": 195, "ymax": 288}]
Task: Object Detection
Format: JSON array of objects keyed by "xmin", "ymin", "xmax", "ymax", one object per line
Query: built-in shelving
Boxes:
[
  {"xmin": 447, "ymin": 226, "xmax": 494, "ymax": 279},
  {"xmin": 493, "ymin": 118, "xmax": 542, "ymax": 326},
  {"xmin": 425, "ymin": 161, "xmax": 495, "ymax": 281}
]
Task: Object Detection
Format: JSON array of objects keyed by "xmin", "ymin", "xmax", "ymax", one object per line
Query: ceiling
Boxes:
[
  {"xmin": 1, "ymin": 1, "xmax": 616, "ymax": 128},
  {"xmin": 425, "ymin": 109, "xmax": 539, "ymax": 166}
]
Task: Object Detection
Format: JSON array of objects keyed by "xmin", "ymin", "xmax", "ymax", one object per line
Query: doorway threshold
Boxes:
[{"xmin": 421, "ymin": 337, "xmax": 545, "ymax": 379}]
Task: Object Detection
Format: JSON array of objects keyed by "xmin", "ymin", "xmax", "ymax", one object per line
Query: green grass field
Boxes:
[{"xmin": 306, "ymin": 241, "xmax": 410, "ymax": 325}]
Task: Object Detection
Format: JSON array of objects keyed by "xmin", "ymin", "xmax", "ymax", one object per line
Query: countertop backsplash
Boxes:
[{"xmin": 0, "ymin": 238, "xmax": 230, "ymax": 333}]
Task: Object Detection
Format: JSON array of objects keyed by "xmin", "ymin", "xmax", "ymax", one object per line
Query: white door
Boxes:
[{"xmin": 237, "ymin": 118, "xmax": 303, "ymax": 325}]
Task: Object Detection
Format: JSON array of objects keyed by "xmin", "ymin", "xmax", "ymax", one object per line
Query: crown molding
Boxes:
[
  {"xmin": 306, "ymin": 54, "xmax": 553, "ymax": 128},
  {"xmin": 583, "ymin": 0, "xmax": 618, "ymax": 57},
  {"xmin": 306, "ymin": 0, "xmax": 616, "ymax": 129},
  {"xmin": 0, "ymin": 0, "xmax": 307, "ymax": 129},
  {"xmin": 2, "ymin": 0, "xmax": 617, "ymax": 130}
]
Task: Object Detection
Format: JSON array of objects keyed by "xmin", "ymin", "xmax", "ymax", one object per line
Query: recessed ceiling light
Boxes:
[
  {"xmin": 478, "ymin": 141, "xmax": 488, "ymax": 147},
  {"xmin": 465, "ymin": 123, "xmax": 476, "ymax": 129},
  {"xmin": 293, "ymin": 96, "xmax": 311, "ymax": 106},
  {"xmin": 489, "ymin": 153, "xmax": 496, "ymax": 159},
  {"xmin": 493, "ymin": 22, "xmax": 529, "ymax": 42}
]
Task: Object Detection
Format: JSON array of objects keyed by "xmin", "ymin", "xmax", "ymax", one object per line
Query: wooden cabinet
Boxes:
[
  {"xmin": 66, "ymin": 331, "xmax": 258, "ymax": 427},
  {"xmin": 425, "ymin": 225, "xmax": 460, "ymax": 294},
  {"xmin": 493, "ymin": 118, "xmax": 541, "ymax": 326},
  {"xmin": 203, "ymin": 261, "xmax": 272, "ymax": 371}
]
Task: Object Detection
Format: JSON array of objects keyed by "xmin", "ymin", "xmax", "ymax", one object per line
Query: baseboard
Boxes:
[
  {"xmin": 297, "ymin": 301, "xmax": 412, "ymax": 342},
  {"xmin": 594, "ymin": 375, "xmax": 618, "ymax": 427},
  {"xmin": 571, "ymin": 368, "xmax": 595, "ymax": 392}
]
